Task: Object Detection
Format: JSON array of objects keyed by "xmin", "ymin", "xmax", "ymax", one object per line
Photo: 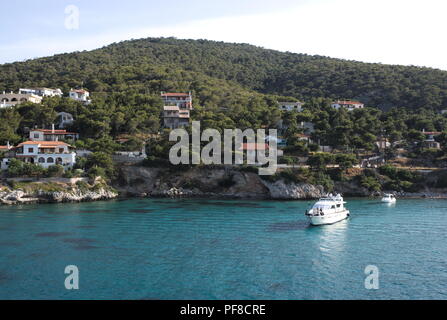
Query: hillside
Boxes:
[{"xmin": 1, "ymin": 37, "xmax": 447, "ymax": 110}]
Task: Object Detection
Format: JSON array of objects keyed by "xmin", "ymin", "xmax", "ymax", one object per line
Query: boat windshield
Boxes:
[{"xmin": 313, "ymin": 204, "xmax": 333, "ymax": 209}]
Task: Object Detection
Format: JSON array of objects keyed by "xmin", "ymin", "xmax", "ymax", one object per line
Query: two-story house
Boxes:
[
  {"xmin": 14, "ymin": 141, "xmax": 76, "ymax": 169},
  {"xmin": 29, "ymin": 127, "xmax": 79, "ymax": 142}
]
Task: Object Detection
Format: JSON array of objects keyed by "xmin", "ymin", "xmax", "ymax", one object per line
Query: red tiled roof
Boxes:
[
  {"xmin": 334, "ymin": 100, "xmax": 363, "ymax": 105},
  {"xmin": 0, "ymin": 146, "xmax": 10, "ymax": 150},
  {"xmin": 18, "ymin": 141, "xmax": 71, "ymax": 148}
]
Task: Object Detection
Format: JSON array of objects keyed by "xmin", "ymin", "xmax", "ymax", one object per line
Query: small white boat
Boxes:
[
  {"xmin": 305, "ymin": 194, "xmax": 350, "ymax": 226},
  {"xmin": 381, "ymin": 194, "xmax": 396, "ymax": 203}
]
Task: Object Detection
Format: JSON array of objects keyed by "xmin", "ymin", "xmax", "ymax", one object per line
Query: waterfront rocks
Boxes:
[
  {"xmin": 116, "ymin": 165, "xmax": 325, "ymax": 200},
  {"xmin": 261, "ymin": 180, "xmax": 325, "ymax": 199},
  {"xmin": 0, "ymin": 179, "xmax": 118, "ymax": 205}
]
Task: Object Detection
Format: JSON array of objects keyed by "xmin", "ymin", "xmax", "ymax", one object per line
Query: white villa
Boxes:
[
  {"xmin": 0, "ymin": 91, "xmax": 43, "ymax": 108},
  {"xmin": 331, "ymin": 100, "xmax": 364, "ymax": 111},
  {"xmin": 15, "ymin": 140, "xmax": 76, "ymax": 169},
  {"xmin": 278, "ymin": 101, "xmax": 304, "ymax": 112},
  {"xmin": 69, "ymin": 89, "xmax": 91, "ymax": 105},
  {"xmin": 19, "ymin": 87, "xmax": 62, "ymax": 97}
]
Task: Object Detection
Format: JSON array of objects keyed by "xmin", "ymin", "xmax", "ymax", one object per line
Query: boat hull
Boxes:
[
  {"xmin": 381, "ymin": 198, "xmax": 396, "ymax": 203},
  {"xmin": 308, "ymin": 210, "xmax": 350, "ymax": 226}
]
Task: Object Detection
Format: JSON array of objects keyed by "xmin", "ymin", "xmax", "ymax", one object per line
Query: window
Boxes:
[
  {"xmin": 59, "ymin": 148, "xmax": 64, "ymax": 153},
  {"xmin": 28, "ymin": 148, "xmax": 34, "ymax": 153},
  {"xmin": 47, "ymin": 157, "xmax": 54, "ymax": 163},
  {"xmin": 34, "ymin": 133, "xmax": 39, "ymax": 139},
  {"xmin": 38, "ymin": 158, "xmax": 45, "ymax": 163}
]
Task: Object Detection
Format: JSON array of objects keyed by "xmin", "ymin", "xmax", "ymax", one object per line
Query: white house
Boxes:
[
  {"xmin": 278, "ymin": 101, "xmax": 304, "ymax": 112},
  {"xmin": 331, "ymin": 100, "xmax": 364, "ymax": 111},
  {"xmin": 15, "ymin": 141, "xmax": 76, "ymax": 169},
  {"xmin": 69, "ymin": 89, "xmax": 91, "ymax": 105},
  {"xmin": 19, "ymin": 88, "xmax": 63, "ymax": 97}
]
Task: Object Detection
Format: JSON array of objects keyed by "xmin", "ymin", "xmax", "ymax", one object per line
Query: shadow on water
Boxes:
[
  {"xmin": 72, "ymin": 244, "xmax": 101, "ymax": 250},
  {"xmin": 267, "ymin": 220, "xmax": 310, "ymax": 232},
  {"xmin": 128, "ymin": 209, "xmax": 155, "ymax": 213},
  {"xmin": 35, "ymin": 232, "xmax": 71, "ymax": 237},
  {"xmin": 62, "ymin": 238, "xmax": 97, "ymax": 245}
]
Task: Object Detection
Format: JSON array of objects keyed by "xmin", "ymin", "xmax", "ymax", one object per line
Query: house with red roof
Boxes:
[
  {"xmin": 331, "ymin": 100, "xmax": 364, "ymax": 111},
  {"xmin": 161, "ymin": 92, "xmax": 193, "ymax": 110},
  {"xmin": 29, "ymin": 125, "xmax": 79, "ymax": 141},
  {"xmin": 14, "ymin": 140, "xmax": 76, "ymax": 169},
  {"xmin": 69, "ymin": 88, "xmax": 91, "ymax": 105}
]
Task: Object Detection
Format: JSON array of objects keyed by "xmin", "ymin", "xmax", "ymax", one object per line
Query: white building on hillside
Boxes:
[
  {"xmin": 19, "ymin": 88, "xmax": 62, "ymax": 97},
  {"xmin": 15, "ymin": 141, "xmax": 76, "ymax": 169},
  {"xmin": 69, "ymin": 89, "xmax": 91, "ymax": 105},
  {"xmin": 0, "ymin": 91, "xmax": 43, "ymax": 108},
  {"xmin": 278, "ymin": 101, "xmax": 304, "ymax": 112},
  {"xmin": 331, "ymin": 100, "xmax": 364, "ymax": 111}
]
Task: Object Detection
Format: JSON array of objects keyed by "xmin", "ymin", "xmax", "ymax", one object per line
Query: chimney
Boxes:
[
  {"xmin": 7, "ymin": 141, "xmax": 10, "ymax": 149},
  {"xmin": 52, "ymin": 124, "xmax": 55, "ymax": 133}
]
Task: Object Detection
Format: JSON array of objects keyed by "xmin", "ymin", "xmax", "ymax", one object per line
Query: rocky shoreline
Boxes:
[
  {"xmin": 1, "ymin": 166, "xmax": 446, "ymax": 206},
  {"xmin": 0, "ymin": 178, "xmax": 118, "ymax": 205}
]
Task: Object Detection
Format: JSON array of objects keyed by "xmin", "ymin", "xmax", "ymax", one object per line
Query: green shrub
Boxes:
[{"xmin": 46, "ymin": 165, "xmax": 64, "ymax": 178}]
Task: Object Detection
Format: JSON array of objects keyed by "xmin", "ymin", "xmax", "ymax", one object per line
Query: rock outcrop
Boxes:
[
  {"xmin": 115, "ymin": 165, "xmax": 326, "ymax": 200},
  {"xmin": 0, "ymin": 179, "xmax": 118, "ymax": 205}
]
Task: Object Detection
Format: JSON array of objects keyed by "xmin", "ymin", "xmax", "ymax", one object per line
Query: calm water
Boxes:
[{"xmin": 0, "ymin": 198, "xmax": 446, "ymax": 300}]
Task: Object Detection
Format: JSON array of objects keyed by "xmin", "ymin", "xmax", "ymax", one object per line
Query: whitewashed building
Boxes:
[
  {"xmin": 15, "ymin": 141, "xmax": 76, "ymax": 169},
  {"xmin": 69, "ymin": 89, "xmax": 91, "ymax": 105},
  {"xmin": 331, "ymin": 100, "xmax": 364, "ymax": 111},
  {"xmin": 19, "ymin": 88, "xmax": 62, "ymax": 97}
]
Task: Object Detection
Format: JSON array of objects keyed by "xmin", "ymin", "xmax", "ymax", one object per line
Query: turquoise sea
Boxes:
[{"xmin": 0, "ymin": 198, "xmax": 446, "ymax": 300}]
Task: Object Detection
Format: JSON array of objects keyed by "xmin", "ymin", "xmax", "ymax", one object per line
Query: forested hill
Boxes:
[{"xmin": 1, "ymin": 37, "xmax": 447, "ymax": 110}]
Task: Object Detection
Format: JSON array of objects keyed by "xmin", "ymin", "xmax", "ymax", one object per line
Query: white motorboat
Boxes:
[
  {"xmin": 381, "ymin": 194, "xmax": 396, "ymax": 203},
  {"xmin": 305, "ymin": 194, "xmax": 350, "ymax": 226}
]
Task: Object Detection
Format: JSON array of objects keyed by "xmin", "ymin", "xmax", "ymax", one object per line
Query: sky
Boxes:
[{"xmin": 1, "ymin": 0, "xmax": 446, "ymax": 70}]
